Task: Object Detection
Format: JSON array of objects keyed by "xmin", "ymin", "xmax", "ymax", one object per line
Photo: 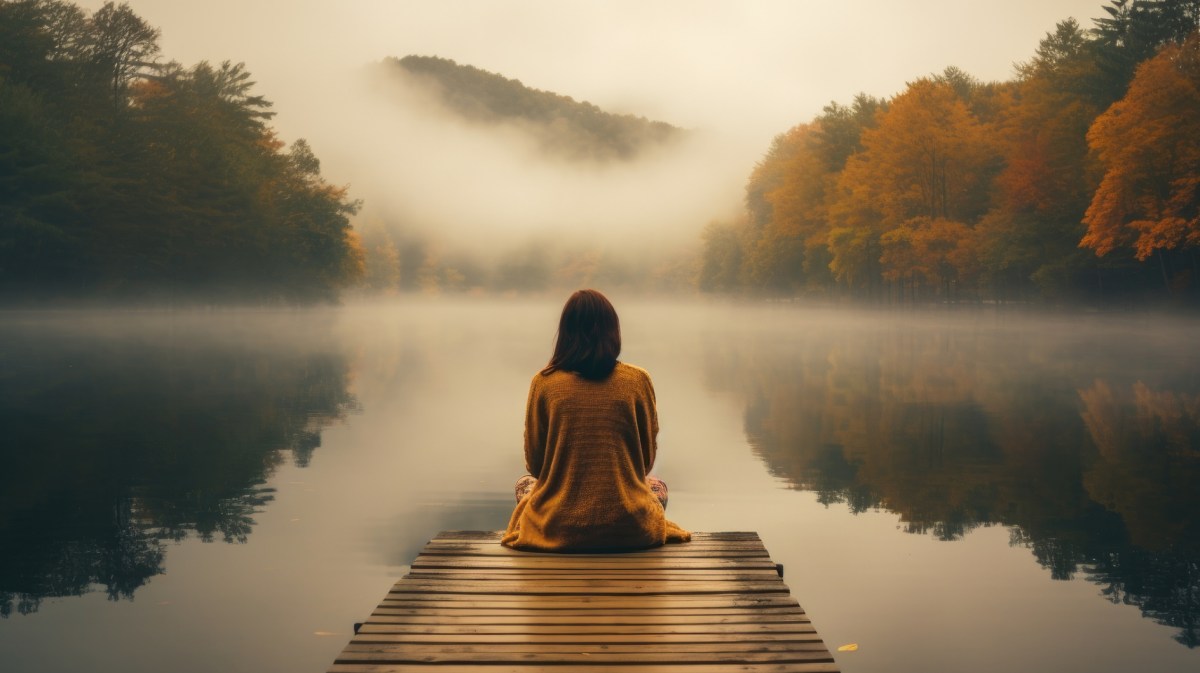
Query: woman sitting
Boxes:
[{"xmin": 502, "ymin": 289, "xmax": 691, "ymax": 551}]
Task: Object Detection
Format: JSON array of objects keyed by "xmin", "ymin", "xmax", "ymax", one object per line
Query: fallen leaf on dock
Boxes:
[{"xmin": 837, "ymin": 643, "xmax": 859, "ymax": 652}]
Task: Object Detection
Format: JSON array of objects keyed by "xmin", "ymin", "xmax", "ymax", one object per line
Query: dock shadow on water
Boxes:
[
  {"xmin": 0, "ymin": 311, "xmax": 357, "ymax": 618},
  {"xmin": 699, "ymin": 311, "xmax": 1200, "ymax": 648}
]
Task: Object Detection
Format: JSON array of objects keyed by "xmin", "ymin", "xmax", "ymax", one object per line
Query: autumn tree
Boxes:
[
  {"xmin": 828, "ymin": 76, "xmax": 995, "ymax": 296},
  {"xmin": 880, "ymin": 217, "xmax": 980, "ymax": 301},
  {"xmin": 1081, "ymin": 31, "xmax": 1200, "ymax": 293},
  {"xmin": 744, "ymin": 125, "xmax": 819, "ymax": 292},
  {"xmin": 725, "ymin": 95, "xmax": 883, "ymax": 297}
]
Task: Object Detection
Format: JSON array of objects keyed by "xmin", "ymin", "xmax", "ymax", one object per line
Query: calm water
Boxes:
[{"xmin": 1, "ymin": 298, "xmax": 1198, "ymax": 673}]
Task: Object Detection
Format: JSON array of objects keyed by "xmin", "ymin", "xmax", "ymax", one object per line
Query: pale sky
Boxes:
[{"xmin": 73, "ymin": 1, "xmax": 1109, "ymax": 248}]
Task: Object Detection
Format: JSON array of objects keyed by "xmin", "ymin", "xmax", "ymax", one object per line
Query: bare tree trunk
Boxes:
[
  {"xmin": 1191, "ymin": 250, "xmax": 1198, "ymax": 297},
  {"xmin": 1158, "ymin": 249, "xmax": 1172, "ymax": 296}
]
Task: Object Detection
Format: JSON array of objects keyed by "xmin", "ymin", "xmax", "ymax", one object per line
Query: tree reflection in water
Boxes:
[
  {"xmin": 0, "ymin": 316, "xmax": 356, "ymax": 618},
  {"xmin": 704, "ymin": 321, "xmax": 1199, "ymax": 647}
]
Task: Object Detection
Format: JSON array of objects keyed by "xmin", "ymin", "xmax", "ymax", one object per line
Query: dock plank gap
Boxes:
[{"xmin": 328, "ymin": 530, "xmax": 841, "ymax": 673}]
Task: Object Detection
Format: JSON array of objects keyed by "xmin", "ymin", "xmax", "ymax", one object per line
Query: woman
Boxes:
[{"xmin": 501, "ymin": 289, "xmax": 691, "ymax": 551}]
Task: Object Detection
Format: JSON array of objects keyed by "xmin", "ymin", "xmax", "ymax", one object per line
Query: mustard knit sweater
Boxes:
[{"xmin": 502, "ymin": 362, "xmax": 691, "ymax": 551}]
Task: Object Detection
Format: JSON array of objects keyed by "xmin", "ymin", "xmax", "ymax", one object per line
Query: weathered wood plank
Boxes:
[
  {"xmin": 365, "ymin": 614, "xmax": 812, "ymax": 625},
  {"xmin": 329, "ymin": 665, "xmax": 842, "ymax": 673},
  {"xmin": 417, "ymin": 547, "xmax": 769, "ymax": 558},
  {"xmin": 349, "ymin": 632, "xmax": 826, "ymax": 644},
  {"xmin": 408, "ymin": 556, "xmax": 772, "ymax": 566},
  {"xmin": 335, "ymin": 651, "xmax": 834, "ymax": 664},
  {"xmin": 327, "ymin": 531, "xmax": 839, "ymax": 672},
  {"xmin": 377, "ymin": 596, "xmax": 803, "ymax": 611},
  {"xmin": 355, "ymin": 623, "xmax": 818, "ymax": 635},
  {"xmin": 403, "ymin": 573, "xmax": 783, "ymax": 582},
  {"xmin": 341, "ymin": 643, "xmax": 831, "ymax": 655},
  {"xmin": 388, "ymin": 578, "xmax": 792, "ymax": 592},
  {"xmin": 371, "ymin": 607, "xmax": 808, "ymax": 617},
  {"xmin": 428, "ymin": 531, "xmax": 763, "ymax": 540},
  {"xmin": 377, "ymin": 595, "xmax": 805, "ymax": 610}
]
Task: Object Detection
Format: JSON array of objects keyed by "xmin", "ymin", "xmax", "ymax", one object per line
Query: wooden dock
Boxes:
[{"xmin": 328, "ymin": 530, "xmax": 840, "ymax": 673}]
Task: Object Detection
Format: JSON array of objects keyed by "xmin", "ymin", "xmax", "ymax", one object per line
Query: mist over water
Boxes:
[{"xmin": 1, "ymin": 299, "xmax": 1198, "ymax": 673}]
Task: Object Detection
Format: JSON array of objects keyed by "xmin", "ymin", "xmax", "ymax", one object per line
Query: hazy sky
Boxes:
[{"xmin": 74, "ymin": 0, "xmax": 1109, "ymax": 248}]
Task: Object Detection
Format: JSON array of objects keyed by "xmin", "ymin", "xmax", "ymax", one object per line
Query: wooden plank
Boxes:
[
  {"xmin": 341, "ymin": 643, "xmax": 831, "ymax": 655},
  {"xmin": 421, "ymin": 543, "xmax": 770, "ymax": 553},
  {"xmin": 416, "ymin": 547, "xmax": 769, "ymax": 558},
  {"xmin": 371, "ymin": 607, "xmax": 809, "ymax": 617},
  {"xmin": 354, "ymin": 623, "xmax": 818, "ymax": 635},
  {"xmin": 327, "ymin": 531, "xmax": 839, "ymax": 672},
  {"xmin": 349, "ymin": 632, "xmax": 826, "ymax": 644},
  {"xmin": 404, "ymin": 572, "xmax": 783, "ymax": 582},
  {"xmin": 388, "ymin": 584, "xmax": 788, "ymax": 596},
  {"xmin": 411, "ymin": 557, "xmax": 778, "ymax": 566},
  {"xmin": 330, "ymin": 665, "xmax": 842, "ymax": 673},
  {"xmin": 365, "ymin": 614, "xmax": 812, "ymax": 625},
  {"xmin": 335, "ymin": 651, "xmax": 834, "ymax": 664},
  {"xmin": 391, "ymin": 579, "xmax": 787, "ymax": 589},
  {"xmin": 427, "ymin": 531, "xmax": 764, "ymax": 541},
  {"xmin": 377, "ymin": 595, "xmax": 805, "ymax": 609},
  {"xmin": 422, "ymin": 538, "xmax": 768, "ymax": 547}
]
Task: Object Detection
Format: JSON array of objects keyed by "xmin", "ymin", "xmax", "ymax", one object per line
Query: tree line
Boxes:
[
  {"xmin": 0, "ymin": 0, "xmax": 364, "ymax": 303},
  {"xmin": 702, "ymin": 0, "xmax": 1200, "ymax": 305}
]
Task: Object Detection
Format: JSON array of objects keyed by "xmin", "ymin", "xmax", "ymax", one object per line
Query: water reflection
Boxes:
[
  {"xmin": 702, "ymin": 314, "xmax": 1200, "ymax": 647},
  {"xmin": 0, "ymin": 313, "xmax": 356, "ymax": 618}
]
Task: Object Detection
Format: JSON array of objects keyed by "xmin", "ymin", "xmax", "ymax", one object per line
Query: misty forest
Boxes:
[
  {"xmin": 1, "ymin": 0, "xmax": 1198, "ymax": 304},
  {"xmin": 3, "ymin": 2, "xmax": 1200, "ymax": 673}
]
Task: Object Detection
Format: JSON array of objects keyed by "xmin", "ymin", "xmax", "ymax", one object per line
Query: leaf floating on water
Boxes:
[{"xmin": 837, "ymin": 643, "xmax": 859, "ymax": 652}]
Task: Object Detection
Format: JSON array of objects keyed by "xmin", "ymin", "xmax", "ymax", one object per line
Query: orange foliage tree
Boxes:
[
  {"xmin": 1082, "ymin": 33, "xmax": 1200, "ymax": 265},
  {"xmin": 829, "ymin": 78, "xmax": 994, "ymax": 294},
  {"xmin": 835, "ymin": 78, "xmax": 994, "ymax": 227}
]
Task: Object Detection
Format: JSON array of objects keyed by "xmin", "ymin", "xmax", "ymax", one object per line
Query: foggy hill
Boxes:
[{"xmin": 382, "ymin": 55, "xmax": 685, "ymax": 161}]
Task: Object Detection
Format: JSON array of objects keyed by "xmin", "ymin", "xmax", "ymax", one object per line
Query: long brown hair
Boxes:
[{"xmin": 541, "ymin": 289, "xmax": 621, "ymax": 380}]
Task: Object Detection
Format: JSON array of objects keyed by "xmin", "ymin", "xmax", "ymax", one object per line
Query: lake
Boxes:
[{"xmin": 1, "ymin": 297, "xmax": 1198, "ymax": 673}]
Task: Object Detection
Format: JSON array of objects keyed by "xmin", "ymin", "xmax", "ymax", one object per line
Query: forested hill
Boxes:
[{"xmin": 385, "ymin": 55, "xmax": 684, "ymax": 161}]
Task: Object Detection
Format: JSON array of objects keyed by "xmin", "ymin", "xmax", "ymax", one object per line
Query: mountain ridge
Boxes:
[{"xmin": 382, "ymin": 55, "xmax": 685, "ymax": 161}]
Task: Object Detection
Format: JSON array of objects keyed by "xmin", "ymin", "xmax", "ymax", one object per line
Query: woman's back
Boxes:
[{"xmin": 502, "ymin": 362, "xmax": 690, "ymax": 551}]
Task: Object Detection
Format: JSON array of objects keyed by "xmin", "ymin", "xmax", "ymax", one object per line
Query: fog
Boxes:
[
  {"xmin": 320, "ymin": 66, "xmax": 749, "ymax": 251},
  {"xmin": 74, "ymin": 0, "xmax": 1108, "ymax": 255}
]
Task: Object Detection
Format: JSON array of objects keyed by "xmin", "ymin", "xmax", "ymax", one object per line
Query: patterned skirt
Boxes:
[{"xmin": 514, "ymin": 474, "xmax": 669, "ymax": 509}]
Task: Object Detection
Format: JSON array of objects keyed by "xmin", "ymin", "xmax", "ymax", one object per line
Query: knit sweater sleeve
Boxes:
[
  {"xmin": 523, "ymin": 374, "xmax": 547, "ymax": 475},
  {"xmin": 641, "ymin": 371, "xmax": 659, "ymax": 472}
]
